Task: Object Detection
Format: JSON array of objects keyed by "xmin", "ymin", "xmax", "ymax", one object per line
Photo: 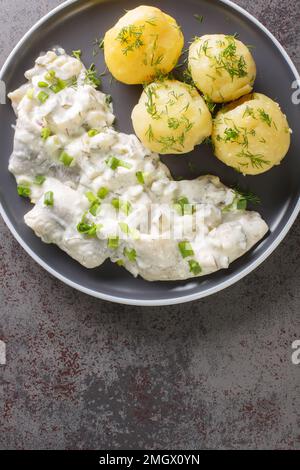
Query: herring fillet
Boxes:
[{"xmin": 9, "ymin": 50, "xmax": 268, "ymax": 281}]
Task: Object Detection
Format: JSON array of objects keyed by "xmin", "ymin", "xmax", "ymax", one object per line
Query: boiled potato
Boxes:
[
  {"xmin": 189, "ymin": 34, "xmax": 256, "ymax": 103},
  {"xmin": 212, "ymin": 93, "xmax": 291, "ymax": 175},
  {"xmin": 131, "ymin": 79, "xmax": 213, "ymax": 154},
  {"xmin": 104, "ymin": 6, "xmax": 184, "ymax": 84}
]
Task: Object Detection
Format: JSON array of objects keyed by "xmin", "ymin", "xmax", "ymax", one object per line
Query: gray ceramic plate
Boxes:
[{"xmin": 0, "ymin": 0, "xmax": 299, "ymax": 306}]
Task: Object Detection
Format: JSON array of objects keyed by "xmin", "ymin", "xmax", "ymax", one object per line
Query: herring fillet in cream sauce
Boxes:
[{"xmin": 8, "ymin": 50, "xmax": 268, "ymax": 281}]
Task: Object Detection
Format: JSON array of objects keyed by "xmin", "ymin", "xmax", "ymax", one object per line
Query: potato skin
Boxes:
[
  {"xmin": 131, "ymin": 79, "xmax": 213, "ymax": 154},
  {"xmin": 104, "ymin": 6, "xmax": 184, "ymax": 85},
  {"xmin": 189, "ymin": 34, "xmax": 256, "ymax": 103},
  {"xmin": 212, "ymin": 93, "xmax": 291, "ymax": 175}
]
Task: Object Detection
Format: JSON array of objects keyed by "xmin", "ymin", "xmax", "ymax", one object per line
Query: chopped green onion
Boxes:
[
  {"xmin": 178, "ymin": 241, "xmax": 194, "ymax": 258},
  {"xmin": 108, "ymin": 236, "xmax": 119, "ymax": 249},
  {"xmin": 50, "ymin": 84, "xmax": 61, "ymax": 94},
  {"xmin": 178, "ymin": 196, "xmax": 189, "ymax": 206},
  {"xmin": 72, "ymin": 50, "xmax": 82, "ymax": 60},
  {"xmin": 105, "ymin": 95, "xmax": 112, "ymax": 105},
  {"xmin": 77, "ymin": 221, "xmax": 101, "ymax": 237},
  {"xmin": 86, "ymin": 224, "xmax": 98, "ymax": 237},
  {"xmin": 136, "ymin": 171, "xmax": 145, "ymax": 185},
  {"xmin": 44, "ymin": 191, "xmax": 54, "ymax": 207},
  {"xmin": 122, "ymin": 201, "xmax": 132, "ymax": 216},
  {"xmin": 89, "ymin": 200, "xmax": 101, "ymax": 216},
  {"xmin": 45, "ymin": 70, "xmax": 56, "ymax": 82},
  {"xmin": 97, "ymin": 187, "xmax": 109, "ymax": 199},
  {"xmin": 38, "ymin": 81, "xmax": 48, "ymax": 88},
  {"xmin": 77, "ymin": 222, "xmax": 91, "ymax": 234},
  {"xmin": 85, "ymin": 191, "xmax": 98, "ymax": 203},
  {"xmin": 44, "ymin": 70, "xmax": 67, "ymax": 93},
  {"xmin": 17, "ymin": 185, "xmax": 31, "ymax": 198},
  {"xmin": 223, "ymin": 196, "xmax": 249, "ymax": 213},
  {"xmin": 106, "ymin": 156, "xmax": 132, "ymax": 170},
  {"xmin": 116, "ymin": 259, "xmax": 125, "ymax": 267},
  {"xmin": 85, "ymin": 192, "xmax": 101, "ymax": 215},
  {"xmin": 34, "ymin": 175, "xmax": 46, "ymax": 185},
  {"xmin": 189, "ymin": 259, "xmax": 202, "ymax": 275},
  {"xmin": 111, "ymin": 198, "xmax": 131, "ymax": 215},
  {"xmin": 50, "ymin": 78, "xmax": 67, "ymax": 94},
  {"xmin": 37, "ymin": 91, "xmax": 49, "ymax": 103},
  {"xmin": 174, "ymin": 197, "xmax": 193, "ymax": 216},
  {"xmin": 124, "ymin": 247, "xmax": 137, "ymax": 262},
  {"xmin": 111, "ymin": 198, "xmax": 121, "ymax": 210},
  {"xmin": 41, "ymin": 127, "xmax": 51, "ymax": 140},
  {"xmin": 236, "ymin": 199, "xmax": 247, "ymax": 210},
  {"xmin": 119, "ymin": 222, "xmax": 130, "ymax": 234},
  {"xmin": 88, "ymin": 129, "xmax": 100, "ymax": 137},
  {"xmin": 59, "ymin": 151, "xmax": 73, "ymax": 167}
]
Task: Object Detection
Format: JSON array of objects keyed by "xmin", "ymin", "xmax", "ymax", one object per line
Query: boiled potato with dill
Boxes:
[
  {"xmin": 212, "ymin": 93, "xmax": 291, "ymax": 175},
  {"xmin": 188, "ymin": 34, "xmax": 256, "ymax": 103},
  {"xmin": 131, "ymin": 79, "xmax": 213, "ymax": 154},
  {"xmin": 103, "ymin": 5, "xmax": 184, "ymax": 84}
]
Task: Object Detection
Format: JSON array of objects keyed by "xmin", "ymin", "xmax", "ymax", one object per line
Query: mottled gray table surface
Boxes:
[{"xmin": 0, "ymin": 0, "xmax": 299, "ymax": 450}]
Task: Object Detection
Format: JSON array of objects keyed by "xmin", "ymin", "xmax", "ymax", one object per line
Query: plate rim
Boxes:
[{"xmin": 0, "ymin": 0, "xmax": 299, "ymax": 306}]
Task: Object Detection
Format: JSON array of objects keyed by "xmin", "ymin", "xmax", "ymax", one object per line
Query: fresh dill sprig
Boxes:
[
  {"xmin": 145, "ymin": 124, "xmax": 154, "ymax": 142},
  {"xmin": 177, "ymin": 133, "xmax": 185, "ymax": 147},
  {"xmin": 150, "ymin": 35, "xmax": 158, "ymax": 66},
  {"xmin": 152, "ymin": 55, "xmax": 164, "ymax": 66},
  {"xmin": 202, "ymin": 136, "xmax": 212, "ymax": 146},
  {"xmin": 167, "ymin": 90, "xmax": 184, "ymax": 104},
  {"xmin": 150, "ymin": 35, "xmax": 164, "ymax": 67},
  {"xmin": 214, "ymin": 35, "xmax": 248, "ymax": 80},
  {"xmin": 258, "ymin": 108, "xmax": 272, "ymax": 127},
  {"xmin": 182, "ymin": 67, "xmax": 195, "ymax": 87},
  {"xmin": 195, "ymin": 39, "xmax": 210, "ymax": 58},
  {"xmin": 226, "ymin": 33, "xmax": 239, "ymax": 40},
  {"xmin": 233, "ymin": 186, "xmax": 261, "ymax": 205},
  {"xmin": 116, "ymin": 24, "xmax": 144, "ymax": 55},
  {"xmin": 243, "ymin": 106, "xmax": 256, "ymax": 119},
  {"xmin": 194, "ymin": 14, "xmax": 204, "ymax": 23},
  {"xmin": 174, "ymin": 47, "xmax": 189, "ymax": 71},
  {"xmin": 105, "ymin": 95, "xmax": 113, "ymax": 106},
  {"xmin": 72, "ymin": 50, "xmax": 82, "ymax": 60},
  {"xmin": 85, "ymin": 63, "xmax": 101, "ymax": 88},
  {"xmin": 222, "ymin": 185, "xmax": 260, "ymax": 211},
  {"xmin": 168, "ymin": 117, "xmax": 181, "ymax": 129},
  {"xmin": 152, "ymin": 69, "xmax": 174, "ymax": 82},
  {"xmin": 237, "ymin": 149, "xmax": 270, "ymax": 169},
  {"xmin": 144, "ymin": 86, "xmax": 160, "ymax": 119},
  {"xmin": 182, "ymin": 116, "xmax": 194, "ymax": 132},
  {"xmin": 93, "ymin": 37, "xmax": 104, "ymax": 57},
  {"xmin": 145, "ymin": 16, "xmax": 157, "ymax": 26},
  {"xmin": 223, "ymin": 127, "xmax": 240, "ymax": 142},
  {"xmin": 203, "ymin": 94, "xmax": 217, "ymax": 114},
  {"xmin": 217, "ymin": 124, "xmax": 255, "ymax": 147},
  {"xmin": 156, "ymin": 135, "xmax": 183, "ymax": 153}
]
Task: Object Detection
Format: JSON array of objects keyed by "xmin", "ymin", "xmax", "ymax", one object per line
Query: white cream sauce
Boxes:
[{"xmin": 8, "ymin": 50, "xmax": 268, "ymax": 281}]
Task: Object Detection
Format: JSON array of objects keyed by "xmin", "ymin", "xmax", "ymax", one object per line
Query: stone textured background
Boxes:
[{"xmin": 0, "ymin": 0, "xmax": 299, "ymax": 450}]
